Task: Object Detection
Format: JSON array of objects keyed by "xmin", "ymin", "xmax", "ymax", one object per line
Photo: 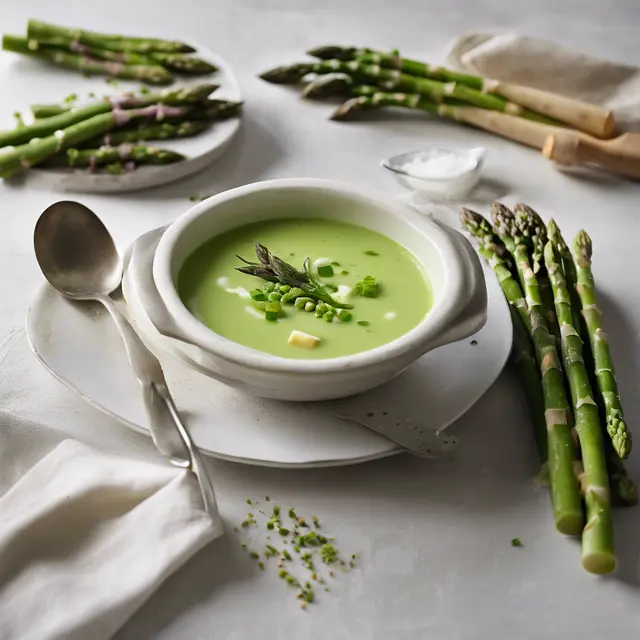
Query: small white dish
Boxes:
[
  {"xmin": 0, "ymin": 41, "xmax": 241, "ymax": 193},
  {"xmin": 151, "ymin": 178, "xmax": 488, "ymax": 401},
  {"xmin": 25, "ymin": 229, "xmax": 512, "ymax": 467},
  {"xmin": 382, "ymin": 148, "xmax": 486, "ymax": 201}
]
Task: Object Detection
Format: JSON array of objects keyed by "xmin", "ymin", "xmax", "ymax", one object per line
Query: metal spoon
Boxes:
[{"xmin": 34, "ymin": 200, "xmax": 217, "ymax": 514}]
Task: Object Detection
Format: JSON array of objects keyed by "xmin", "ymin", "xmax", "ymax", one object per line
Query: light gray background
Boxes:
[{"xmin": 1, "ymin": 1, "xmax": 639, "ymax": 638}]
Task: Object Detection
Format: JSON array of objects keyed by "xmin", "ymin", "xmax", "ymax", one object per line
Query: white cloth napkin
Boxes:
[
  {"xmin": 445, "ymin": 33, "xmax": 640, "ymax": 131},
  {"xmin": 0, "ymin": 420, "xmax": 222, "ymax": 640}
]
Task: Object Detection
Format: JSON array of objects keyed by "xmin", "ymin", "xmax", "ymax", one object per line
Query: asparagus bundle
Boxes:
[
  {"xmin": 0, "ymin": 84, "xmax": 218, "ymax": 148},
  {"xmin": 261, "ymin": 59, "xmax": 556, "ymax": 124},
  {"xmin": 2, "ymin": 20, "xmax": 218, "ymax": 84},
  {"xmin": 0, "ymin": 104, "xmax": 192, "ymax": 178},
  {"xmin": 461, "ymin": 203, "xmax": 636, "ymax": 574},
  {"xmin": 307, "ymin": 45, "xmax": 615, "ymax": 137}
]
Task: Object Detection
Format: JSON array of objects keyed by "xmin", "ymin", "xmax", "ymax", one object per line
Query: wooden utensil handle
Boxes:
[
  {"xmin": 488, "ymin": 81, "xmax": 614, "ymax": 139},
  {"xmin": 544, "ymin": 132, "xmax": 640, "ymax": 180}
]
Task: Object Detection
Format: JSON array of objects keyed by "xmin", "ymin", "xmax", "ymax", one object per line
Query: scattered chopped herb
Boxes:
[
  {"xmin": 311, "ymin": 573, "xmax": 318, "ymax": 581},
  {"xmin": 470, "ymin": 339, "xmax": 478, "ymax": 346},
  {"xmin": 357, "ymin": 320, "xmax": 370, "ymax": 327},
  {"xmin": 340, "ymin": 270, "xmax": 350, "ymax": 276},
  {"xmin": 320, "ymin": 544, "xmax": 339, "ymax": 565},
  {"xmin": 246, "ymin": 498, "xmax": 253, "ymax": 505},
  {"xmin": 297, "ymin": 517, "xmax": 308, "ymax": 528},
  {"xmin": 258, "ymin": 562, "xmax": 265, "ymax": 571},
  {"xmin": 312, "ymin": 516, "xmax": 320, "ymax": 528},
  {"xmin": 288, "ymin": 508, "xmax": 297, "ymax": 519},
  {"xmin": 250, "ymin": 551, "xmax": 260, "ymax": 559},
  {"xmin": 139, "ymin": 86, "xmax": 150, "ymax": 94},
  {"xmin": 279, "ymin": 569, "xmax": 288, "ymax": 578},
  {"xmin": 300, "ymin": 602, "xmax": 308, "ymax": 610},
  {"xmin": 283, "ymin": 549, "xmax": 293, "ymax": 561},
  {"xmin": 265, "ymin": 544, "xmax": 280, "ymax": 557},
  {"xmin": 364, "ymin": 249, "xmax": 379, "ymax": 256},
  {"xmin": 511, "ymin": 538, "xmax": 523, "ymax": 547},
  {"xmin": 349, "ymin": 560, "xmax": 356, "ymax": 569},
  {"xmin": 13, "ymin": 111, "xmax": 25, "ymax": 127},
  {"xmin": 279, "ymin": 527, "xmax": 290, "ymax": 536},
  {"xmin": 88, "ymin": 91, "xmax": 96, "ymax": 98},
  {"xmin": 64, "ymin": 93, "xmax": 78, "ymax": 104},
  {"xmin": 106, "ymin": 78, "xmax": 119, "ymax": 87},
  {"xmin": 324, "ymin": 587, "xmax": 330, "ymax": 592},
  {"xmin": 241, "ymin": 543, "xmax": 247, "ymax": 550},
  {"xmin": 273, "ymin": 505, "xmax": 281, "ymax": 516},
  {"xmin": 265, "ymin": 495, "xmax": 271, "ymax": 501},
  {"xmin": 233, "ymin": 527, "xmax": 239, "ymax": 533}
]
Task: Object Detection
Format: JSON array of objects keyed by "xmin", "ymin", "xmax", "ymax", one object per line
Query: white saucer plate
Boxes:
[
  {"xmin": 0, "ymin": 41, "xmax": 241, "ymax": 193},
  {"xmin": 26, "ymin": 234, "xmax": 512, "ymax": 468}
]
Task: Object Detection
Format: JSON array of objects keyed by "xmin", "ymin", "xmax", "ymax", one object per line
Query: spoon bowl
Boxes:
[{"xmin": 34, "ymin": 201, "xmax": 122, "ymax": 300}]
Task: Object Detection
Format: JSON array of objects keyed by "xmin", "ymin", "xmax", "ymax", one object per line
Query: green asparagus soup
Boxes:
[{"xmin": 178, "ymin": 218, "xmax": 432, "ymax": 360}]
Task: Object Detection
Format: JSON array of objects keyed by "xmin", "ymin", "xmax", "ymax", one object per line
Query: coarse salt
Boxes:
[{"xmin": 400, "ymin": 151, "xmax": 477, "ymax": 180}]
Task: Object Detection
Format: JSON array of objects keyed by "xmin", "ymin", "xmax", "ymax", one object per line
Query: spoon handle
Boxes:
[{"xmin": 98, "ymin": 295, "xmax": 217, "ymax": 514}]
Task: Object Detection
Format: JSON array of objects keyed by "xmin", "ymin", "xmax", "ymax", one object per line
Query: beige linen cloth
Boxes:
[
  {"xmin": 446, "ymin": 33, "xmax": 640, "ymax": 131},
  {"xmin": 0, "ymin": 412, "xmax": 222, "ymax": 640}
]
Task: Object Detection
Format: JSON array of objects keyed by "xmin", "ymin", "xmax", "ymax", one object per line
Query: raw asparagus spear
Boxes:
[
  {"xmin": 0, "ymin": 104, "xmax": 191, "ymax": 178},
  {"xmin": 514, "ymin": 204, "xmax": 560, "ymax": 341},
  {"xmin": 308, "ymin": 45, "xmax": 484, "ymax": 89},
  {"xmin": 544, "ymin": 240, "xmax": 615, "ymax": 574},
  {"xmin": 0, "ymin": 83, "xmax": 217, "ymax": 148},
  {"xmin": 492, "ymin": 203, "xmax": 583, "ymax": 535},
  {"xmin": 2, "ymin": 36, "xmax": 173, "ymax": 85},
  {"xmin": 261, "ymin": 59, "xmax": 556, "ymax": 124},
  {"xmin": 65, "ymin": 144, "xmax": 185, "ymax": 167},
  {"xmin": 27, "ymin": 20, "xmax": 194, "ymax": 53},
  {"xmin": 31, "ymin": 39, "xmax": 218, "ymax": 74},
  {"xmin": 573, "ymin": 230, "xmax": 631, "ymax": 459},
  {"xmin": 79, "ymin": 120, "xmax": 210, "ymax": 147},
  {"xmin": 460, "ymin": 208, "xmax": 547, "ymax": 464},
  {"xmin": 548, "ymin": 220, "xmax": 636, "ymax": 503}
]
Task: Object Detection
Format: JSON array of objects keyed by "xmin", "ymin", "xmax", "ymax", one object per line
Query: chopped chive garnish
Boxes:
[
  {"xmin": 317, "ymin": 264, "xmax": 334, "ymax": 277},
  {"xmin": 340, "ymin": 270, "xmax": 349, "ymax": 276},
  {"xmin": 357, "ymin": 320, "xmax": 370, "ymax": 326},
  {"xmin": 288, "ymin": 508, "xmax": 297, "ymax": 519},
  {"xmin": 250, "ymin": 551, "xmax": 260, "ymax": 559},
  {"xmin": 246, "ymin": 498, "xmax": 253, "ymax": 505},
  {"xmin": 250, "ymin": 289, "xmax": 267, "ymax": 302},
  {"xmin": 265, "ymin": 301, "xmax": 281, "ymax": 321},
  {"xmin": 258, "ymin": 562, "xmax": 265, "ymax": 570},
  {"xmin": 364, "ymin": 250, "xmax": 379, "ymax": 256},
  {"xmin": 511, "ymin": 538, "xmax": 523, "ymax": 547},
  {"xmin": 283, "ymin": 550, "xmax": 292, "ymax": 561}
]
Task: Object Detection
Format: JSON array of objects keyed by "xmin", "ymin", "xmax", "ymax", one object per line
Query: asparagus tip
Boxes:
[
  {"xmin": 490, "ymin": 202, "xmax": 516, "ymax": 238},
  {"xmin": 573, "ymin": 229, "xmax": 592, "ymax": 265},
  {"xmin": 259, "ymin": 63, "xmax": 311, "ymax": 84},
  {"xmin": 306, "ymin": 45, "xmax": 355, "ymax": 61},
  {"xmin": 330, "ymin": 97, "xmax": 365, "ymax": 121}
]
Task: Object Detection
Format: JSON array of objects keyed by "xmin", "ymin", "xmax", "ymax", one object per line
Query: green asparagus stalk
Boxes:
[
  {"xmin": 27, "ymin": 20, "xmax": 194, "ymax": 53},
  {"xmin": 2, "ymin": 35, "xmax": 173, "ymax": 85},
  {"xmin": 308, "ymin": 45, "xmax": 484, "ymax": 89},
  {"xmin": 79, "ymin": 120, "xmax": 210, "ymax": 147},
  {"xmin": 63, "ymin": 144, "xmax": 184, "ymax": 167},
  {"xmin": 28, "ymin": 38, "xmax": 218, "ymax": 74},
  {"xmin": 514, "ymin": 204, "xmax": 561, "ymax": 342},
  {"xmin": 544, "ymin": 240, "xmax": 615, "ymax": 573},
  {"xmin": 492, "ymin": 203, "xmax": 583, "ymax": 535},
  {"xmin": 548, "ymin": 220, "xmax": 636, "ymax": 504},
  {"xmin": 0, "ymin": 83, "xmax": 217, "ymax": 148},
  {"xmin": 261, "ymin": 59, "xmax": 556, "ymax": 124},
  {"xmin": 460, "ymin": 208, "xmax": 547, "ymax": 464},
  {"xmin": 573, "ymin": 231, "xmax": 632, "ymax": 459},
  {"xmin": 0, "ymin": 104, "xmax": 191, "ymax": 178}
]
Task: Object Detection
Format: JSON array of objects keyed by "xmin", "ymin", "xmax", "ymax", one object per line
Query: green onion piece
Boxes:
[
  {"xmin": 363, "ymin": 283, "xmax": 379, "ymax": 298},
  {"xmin": 355, "ymin": 276, "xmax": 379, "ymax": 298},
  {"xmin": 317, "ymin": 264, "xmax": 334, "ymax": 277},
  {"xmin": 323, "ymin": 311, "xmax": 336, "ymax": 322},
  {"xmin": 265, "ymin": 301, "xmax": 281, "ymax": 321},
  {"xmin": 268, "ymin": 291, "xmax": 283, "ymax": 302},
  {"xmin": 304, "ymin": 301, "xmax": 316, "ymax": 312},
  {"xmin": 336, "ymin": 309, "xmax": 352, "ymax": 322},
  {"xmin": 340, "ymin": 270, "xmax": 349, "ymax": 276},
  {"xmin": 294, "ymin": 296, "xmax": 314, "ymax": 309},
  {"xmin": 364, "ymin": 250, "xmax": 379, "ymax": 256},
  {"xmin": 250, "ymin": 288, "xmax": 267, "ymax": 302},
  {"xmin": 357, "ymin": 320, "xmax": 370, "ymax": 326}
]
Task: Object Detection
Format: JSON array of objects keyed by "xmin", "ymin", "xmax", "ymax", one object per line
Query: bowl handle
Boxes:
[{"xmin": 428, "ymin": 225, "xmax": 488, "ymax": 350}]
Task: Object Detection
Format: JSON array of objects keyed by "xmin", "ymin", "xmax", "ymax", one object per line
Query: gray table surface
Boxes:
[{"xmin": 1, "ymin": 1, "xmax": 639, "ymax": 638}]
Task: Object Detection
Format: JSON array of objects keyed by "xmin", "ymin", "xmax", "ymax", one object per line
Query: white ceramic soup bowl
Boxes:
[{"xmin": 152, "ymin": 178, "xmax": 487, "ymax": 401}]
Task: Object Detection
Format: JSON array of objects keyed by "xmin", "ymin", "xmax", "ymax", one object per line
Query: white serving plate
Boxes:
[
  {"xmin": 0, "ymin": 41, "xmax": 241, "ymax": 193},
  {"xmin": 25, "ymin": 231, "xmax": 512, "ymax": 468}
]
